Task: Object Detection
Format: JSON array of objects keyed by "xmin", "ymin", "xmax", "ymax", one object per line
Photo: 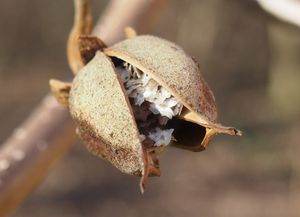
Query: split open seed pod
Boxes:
[
  {"xmin": 56, "ymin": 34, "xmax": 241, "ymax": 192},
  {"xmin": 104, "ymin": 35, "xmax": 241, "ymax": 151}
]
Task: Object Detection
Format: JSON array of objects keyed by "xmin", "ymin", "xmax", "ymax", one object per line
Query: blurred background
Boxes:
[{"xmin": 1, "ymin": 0, "xmax": 300, "ymax": 216}]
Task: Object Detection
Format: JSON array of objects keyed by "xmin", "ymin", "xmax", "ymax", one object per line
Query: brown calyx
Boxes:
[
  {"xmin": 78, "ymin": 35, "xmax": 107, "ymax": 64},
  {"xmin": 49, "ymin": 79, "xmax": 72, "ymax": 107}
]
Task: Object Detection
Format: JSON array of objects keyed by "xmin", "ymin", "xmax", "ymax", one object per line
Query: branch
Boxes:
[
  {"xmin": 67, "ymin": 0, "xmax": 93, "ymax": 74},
  {"xmin": 93, "ymin": 0, "xmax": 168, "ymax": 45},
  {"xmin": 257, "ymin": 0, "xmax": 300, "ymax": 28},
  {"xmin": 0, "ymin": 96, "xmax": 76, "ymax": 216},
  {"xmin": 0, "ymin": 0, "xmax": 167, "ymax": 216}
]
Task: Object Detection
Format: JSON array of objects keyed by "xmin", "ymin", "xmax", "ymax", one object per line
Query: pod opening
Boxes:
[
  {"xmin": 111, "ymin": 57, "xmax": 183, "ymax": 149},
  {"xmin": 166, "ymin": 118, "xmax": 206, "ymax": 151}
]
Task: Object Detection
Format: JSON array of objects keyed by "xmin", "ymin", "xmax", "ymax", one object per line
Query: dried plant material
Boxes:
[
  {"xmin": 116, "ymin": 62, "xmax": 182, "ymax": 148},
  {"xmin": 104, "ymin": 35, "xmax": 218, "ymax": 123},
  {"xmin": 124, "ymin": 26, "xmax": 137, "ymax": 38},
  {"xmin": 104, "ymin": 35, "xmax": 241, "ymax": 151},
  {"xmin": 78, "ymin": 35, "xmax": 107, "ymax": 64},
  {"xmin": 67, "ymin": 0, "xmax": 93, "ymax": 74},
  {"xmin": 52, "ymin": 30, "xmax": 241, "ymax": 192},
  {"xmin": 69, "ymin": 52, "xmax": 160, "ymax": 188},
  {"xmin": 69, "ymin": 52, "xmax": 144, "ymax": 174},
  {"xmin": 49, "ymin": 79, "xmax": 72, "ymax": 107}
]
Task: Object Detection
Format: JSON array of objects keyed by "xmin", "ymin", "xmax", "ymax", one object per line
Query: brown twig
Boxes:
[
  {"xmin": 0, "ymin": 0, "xmax": 166, "ymax": 216},
  {"xmin": 67, "ymin": 0, "xmax": 93, "ymax": 74},
  {"xmin": 93, "ymin": 0, "xmax": 168, "ymax": 45},
  {"xmin": 0, "ymin": 96, "xmax": 76, "ymax": 216}
]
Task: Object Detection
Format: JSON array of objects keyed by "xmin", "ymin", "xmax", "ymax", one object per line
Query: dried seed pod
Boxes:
[
  {"xmin": 104, "ymin": 35, "xmax": 241, "ymax": 151},
  {"xmin": 51, "ymin": 33, "xmax": 241, "ymax": 192}
]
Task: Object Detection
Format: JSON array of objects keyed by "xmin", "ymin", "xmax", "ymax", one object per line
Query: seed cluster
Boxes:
[{"xmin": 116, "ymin": 63, "xmax": 183, "ymax": 146}]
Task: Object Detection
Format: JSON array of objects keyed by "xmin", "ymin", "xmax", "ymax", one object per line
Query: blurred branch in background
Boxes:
[
  {"xmin": 94, "ymin": 0, "xmax": 168, "ymax": 45},
  {"xmin": 262, "ymin": 1, "xmax": 300, "ymax": 214},
  {"xmin": 0, "ymin": 0, "xmax": 167, "ymax": 216},
  {"xmin": 257, "ymin": 0, "xmax": 300, "ymax": 28}
]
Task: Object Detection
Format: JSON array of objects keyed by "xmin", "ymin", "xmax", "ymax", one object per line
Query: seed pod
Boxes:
[
  {"xmin": 51, "ymin": 34, "xmax": 241, "ymax": 192},
  {"xmin": 104, "ymin": 35, "xmax": 241, "ymax": 151}
]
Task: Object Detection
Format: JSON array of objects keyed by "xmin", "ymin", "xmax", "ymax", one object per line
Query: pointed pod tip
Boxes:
[
  {"xmin": 234, "ymin": 128, "xmax": 242, "ymax": 136},
  {"xmin": 226, "ymin": 127, "xmax": 242, "ymax": 136},
  {"xmin": 210, "ymin": 123, "xmax": 242, "ymax": 137},
  {"xmin": 139, "ymin": 178, "xmax": 145, "ymax": 194}
]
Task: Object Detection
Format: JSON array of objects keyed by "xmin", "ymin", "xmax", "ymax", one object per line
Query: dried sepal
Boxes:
[
  {"xmin": 140, "ymin": 148, "xmax": 161, "ymax": 193},
  {"xmin": 49, "ymin": 79, "xmax": 72, "ymax": 107},
  {"xmin": 124, "ymin": 26, "xmax": 137, "ymax": 39},
  {"xmin": 78, "ymin": 35, "xmax": 107, "ymax": 64}
]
